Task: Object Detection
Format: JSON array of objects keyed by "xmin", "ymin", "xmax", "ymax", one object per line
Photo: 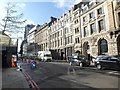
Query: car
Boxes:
[
  {"xmin": 68, "ymin": 55, "xmax": 90, "ymax": 67},
  {"xmin": 94, "ymin": 55, "xmax": 120, "ymax": 70}
]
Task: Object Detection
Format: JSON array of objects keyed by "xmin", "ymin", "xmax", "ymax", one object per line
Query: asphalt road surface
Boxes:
[{"xmin": 21, "ymin": 61, "xmax": 120, "ymax": 89}]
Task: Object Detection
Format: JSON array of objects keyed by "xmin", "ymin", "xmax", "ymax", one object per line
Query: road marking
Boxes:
[
  {"xmin": 108, "ymin": 71, "xmax": 120, "ymax": 75},
  {"xmin": 108, "ymin": 71, "xmax": 118, "ymax": 74},
  {"xmin": 70, "ymin": 79, "xmax": 77, "ymax": 82}
]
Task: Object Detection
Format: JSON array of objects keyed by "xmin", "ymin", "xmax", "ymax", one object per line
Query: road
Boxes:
[{"xmin": 21, "ymin": 61, "xmax": 120, "ymax": 89}]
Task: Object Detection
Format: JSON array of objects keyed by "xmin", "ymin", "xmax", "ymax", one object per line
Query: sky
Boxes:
[
  {"xmin": 23, "ymin": 2, "xmax": 67, "ymax": 25},
  {"xmin": 0, "ymin": 0, "xmax": 82, "ymax": 52}
]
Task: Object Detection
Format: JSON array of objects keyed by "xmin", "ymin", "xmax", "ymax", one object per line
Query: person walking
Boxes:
[{"xmin": 11, "ymin": 55, "xmax": 16, "ymax": 67}]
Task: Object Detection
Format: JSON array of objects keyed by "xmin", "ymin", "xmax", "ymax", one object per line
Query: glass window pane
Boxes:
[{"xmin": 100, "ymin": 39, "xmax": 108, "ymax": 54}]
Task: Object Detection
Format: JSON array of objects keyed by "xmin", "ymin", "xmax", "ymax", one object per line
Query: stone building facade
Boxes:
[
  {"xmin": 31, "ymin": 0, "xmax": 120, "ymax": 60},
  {"xmin": 49, "ymin": 9, "xmax": 75, "ymax": 59},
  {"xmin": 50, "ymin": 0, "xmax": 119, "ymax": 60},
  {"xmin": 35, "ymin": 23, "xmax": 49, "ymax": 52},
  {"xmin": 78, "ymin": 0, "xmax": 120, "ymax": 59}
]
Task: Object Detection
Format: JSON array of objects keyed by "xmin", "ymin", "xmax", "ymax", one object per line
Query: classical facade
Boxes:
[
  {"xmin": 49, "ymin": 9, "xmax": 75, "ymax": 59},
  {"xmin": 78, "ymin": 0, "xmax": 120, "ymax": 59},
  {"xmin": 24, "ymin": 0, "xmax": 120, "ymax": 60},
  {"xmin": 35, "ymin": 23, "xmax": 49, "ymax": 52},
  {"xmin": 48, "ymin": 0, "xmax": 120, "ymax": 60}
]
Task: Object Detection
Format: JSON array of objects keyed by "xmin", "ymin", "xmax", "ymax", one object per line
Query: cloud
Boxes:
[
  {"xmin": 0, "ymin": 2, "xmax": 34, "ymax": 38},
  {"xmin": 52, "ymin": 0, "xmax": 83, "ymax": 10},
  {"xmin": 52, "ymin": 0, "xmax": 73, "ymax": 10},
  {"xmin": 25, "ymin": 19, "xmax": 35, "ymax": 25},
  {"xmin": 16, "ymin": 3, "xmax": 26, "ymax": 9},
  {"xmin": 0, "ymin": 2, "xmax": 6, "ymax": 21},
  {"xmin": 0, "ymin": 2, "xmax": 26, "ymax": 26}
]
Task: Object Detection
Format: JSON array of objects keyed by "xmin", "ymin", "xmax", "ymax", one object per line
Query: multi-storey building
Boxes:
[
  {"xmin": 49, "ymin": 9, "xmax": 75, "ymax": 59},
  {"xmin": 25, "ymin": 0, "xmax": 120, "ymax": 60},
  {"xmin": 27, "ymin": 25, "xmax": 37, "ymax": 56},
  {"xmin": 24, "ymin": 24, "xmax": 35, "ymax": 40},
  {"xmin": 35, "ymin": 23, "xmax": 49, "ymax": 52},
  {"xmin": 49, "ymin": 0, "xmax": 120, "ymax": 60},
  {"xmin": 73, "ymin": 1, "xmax": 89, "ymax": 55},
  {"xmin": 21, "ymin": 24, "xmax": 35, "ymax": 56},
  {"xmin": 78, "ymin": 0, "xmax": 120, "ymax": 60}
]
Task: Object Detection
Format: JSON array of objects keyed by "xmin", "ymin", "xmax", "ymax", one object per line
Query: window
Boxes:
[
  {"xmin": 67, "ymin": 37, "xmax": 69, "ymax": 44},
  {"xmin": 75, "ymin": 37, "xmax": 80, "ymax": 44},
  {"xmin": 90, "ymin": 23, "xmax": 95, "ymax": 34},
  {"xmin": 70, "ymin": 25, "xmax": 73, "ymax": 32},
  {"xmin": 55, "ymin": 41, "xmax": 57, "ymax": 47},
  {"xmin": 97, "ymin": 7, "xmax": 103, "ymax": 15},
  {"xmin": 46, "ymin": 43, "xmax": 47, "ymax": 48},
  {"xmin": 61, "ymin": 38, "xmax": 62, "ymax": 45},
  {"xmin": 61, "ymin": 30, "xmax": 62, "ymax": 36},
  {"xmin": 101, "ymin": 56, "xmax": 109, "ymax": 60},
  {"xmin": 53, "ymin": 34, "xmax": 55, "ymax": 38},
  {"xmin": 98, "ymin": 19, "xmax": 104, "ymax": 32},
  {"xmin": 74, "ymin": 12, "xmax": 78, "ymax": 19},
  {"xmin": 55, "ymin": 33, "xmax": 57, "ymax": 38},
  {"xmin": 118, "ymin": 12, "xmax": 120, "ymax": 21},
  {"xmin": 89, "ymin": 12, "xmax": 95, "ymax": 19},
  {"xmin": 83, "ymin": 16, "xmax": 87, "ymax": 22},
  {"xmin": 83, "ymin": 6, "xmax": 87, "ymax": 12},
  {"xmin": 71, "ymin": 36, "xmax": 73, "ymax": 43},
  {"xmin": 75, "ymin": 27, "xmax": 79, "ymax": 34},
  {"xmin": 84, "ymin": 26, "xmax": 88, "ymax": 37},
  {"xmin": 74, "ymin": 19, "xmax": 79, "ymax": 24},
  {"xmin": 89, "ymin": 2, "xmax": 94, "ymax": 8},
  {"xmin": 57, "ymin": 32, "xmax": 59, "ymax": 37},
  {"xmin": 53, "ymin": 41, "xmax": 55, "ymax": 47},
  {"xmin": 64, "ymin": 28, "xmax": 66, "ymax": 34},
  {"xmin": 70, "ymin": 17, "xmax": 72, "ymax": 21},
  {"xmin": 100, "ymin": 39, "xmax": 108, "ymax": 54},
  {"xmin": 58, "ymin": 40, "xmax": 60, "ymax": 46},
  {"xmin": 65, "ymin": 38, "xmax": 67, "ymax": 45},
  {"xmin": 64, "ymin": 27, "xmax": 68, "ymax": 34}
]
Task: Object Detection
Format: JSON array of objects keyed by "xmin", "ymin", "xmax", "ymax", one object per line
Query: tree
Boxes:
[{"xmin": 0, "ymin": 2, "xmax": 26, "ymax": 37}]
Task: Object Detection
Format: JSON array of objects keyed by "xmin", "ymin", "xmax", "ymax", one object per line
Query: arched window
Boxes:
[{"xmin": 100, "ymin": 39, "xmax": 108, "ymax": 54}]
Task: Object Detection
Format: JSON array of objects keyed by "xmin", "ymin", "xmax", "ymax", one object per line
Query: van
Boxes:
[{"xmin": 37, "ymin": 51, "xmax": 52, "ymax": 62}]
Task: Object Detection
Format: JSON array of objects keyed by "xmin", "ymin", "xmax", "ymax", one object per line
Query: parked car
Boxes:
[
  {"xmin": 68, "ymin": 55, "xmax": 90, "ymax": 67},
  {"xmin": 94, "ymin": 55, "xmax": 120, "ymax": 70}
]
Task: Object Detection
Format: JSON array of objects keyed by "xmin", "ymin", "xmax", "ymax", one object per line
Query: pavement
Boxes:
[{"xmin": 2, "ymin": 67, "xmax": 30, "ymax": 89}]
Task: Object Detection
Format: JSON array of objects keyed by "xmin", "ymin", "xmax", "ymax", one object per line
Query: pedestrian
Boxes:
[{"xmin": 11, "ymin": 55, "xmax": 15, "ymax": 67}]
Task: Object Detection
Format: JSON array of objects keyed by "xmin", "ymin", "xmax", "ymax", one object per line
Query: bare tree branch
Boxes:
[{"xmin": 0, "ymin": 2, "xmax": 26, "ymax": 36}]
